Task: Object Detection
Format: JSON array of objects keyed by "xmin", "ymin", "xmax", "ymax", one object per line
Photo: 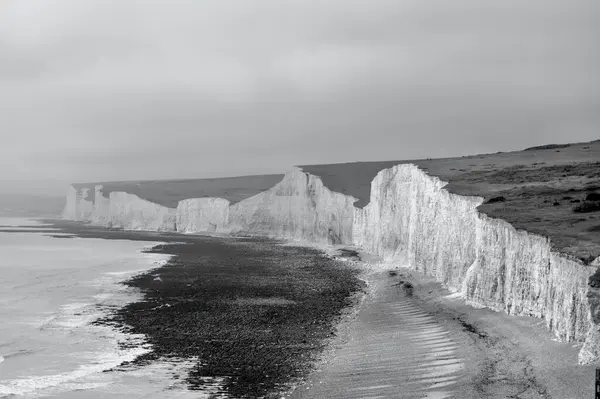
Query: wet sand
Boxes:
[
  {"xmin": 289, "ymin": 270, "xmax": 465, "ymax": 398},
  {"xmin": 410, "ymin": 269, "xmax": 596, "ymax": 399},
  {"xmin": 289, "ymin": 258, "xmax": 596, "ymax": 398}
]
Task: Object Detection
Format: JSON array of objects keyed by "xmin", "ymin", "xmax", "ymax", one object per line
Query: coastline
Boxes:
[
  {"xmin": 19, "ymin": 219, "xmax": 597, "ymax": 398},
  {"xmin": 34, "ymin": 219, "xmax": 364, "ymax": 398},
  {"xmin": 0, "ymin": 219, "xmax": 189, "ymax": 399}
]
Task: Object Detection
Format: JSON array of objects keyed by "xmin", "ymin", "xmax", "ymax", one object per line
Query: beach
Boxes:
[
  {"xmin": 2, "ymin": 219, "xmax": 596, "ymax": 398},
  {"xmin": 291, "ymin": 260, "xmax": 597, "ymax": 398},
  {"xmin": 1, "ymin": 219, "xmax": 363, "ymax": 398}
]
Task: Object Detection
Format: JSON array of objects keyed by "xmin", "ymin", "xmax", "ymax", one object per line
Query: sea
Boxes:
[{"xmin": 0, "ymin": 217, "xmax": 200, "ymax": 398}]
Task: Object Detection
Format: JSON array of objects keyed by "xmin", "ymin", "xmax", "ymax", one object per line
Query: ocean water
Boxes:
[{"xmin": 0, "ymin": 218, "xmax": 201, "ymax": 398}]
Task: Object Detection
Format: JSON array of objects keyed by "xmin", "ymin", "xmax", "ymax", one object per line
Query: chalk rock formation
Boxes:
[
  {"xmin": 63, "ymin": 185, "xmax": 177, "ymax": 231},
  {"xmin": 177, "ymin": 198, "xmax": 230, "ymax": 233},
  {"xmin": 108, "ymin": 192, "xmax": 176, "ymax": 231},
  {"xmin": 62, "ymin": 186, "xmax": 93, "ymax": 221},
  {"xmin": 91, "ymin": 185, "xmax": 111, "ymax": 226},
  {"xmin": 62, "ymin": 186, "xmax": 78, "ymax": 220},
  {"xmin": 353, "ymin": 165, "xmax": 480, "ymax": 293},
  {"xmin": 580, "ymin": 262, "xmax": 600, "ymax": 364},
  {"xmin": 353, "ymin": 164, "xmax": 595, "ymax": 351},
  {"xmin": 228, "ymin": 168, "xmax": 356, "ymax": 245}
]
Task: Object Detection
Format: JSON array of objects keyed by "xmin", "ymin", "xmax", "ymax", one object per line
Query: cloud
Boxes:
[{"xmin": 0, "ymin": 0, "xmax": 598, "ymax": 193}]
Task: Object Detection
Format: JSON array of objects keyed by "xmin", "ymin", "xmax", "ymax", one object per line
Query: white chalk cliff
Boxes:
[
  {"xmin": 63, "ymin": 164, "xmax": 600, "ymax": 364},
  {"xmin": 177, "ymin": 198, "xmax": 230, "ymax": 233},
  {"xmin": 353, "ymin": 165, "xmax": 595, "ymax": 352},
  {"xmin": 91, "ymin": 185, "xmax": 111, "ymax": 226},
  {"xmin": 107, "ymin": 192, "xmax": 177, "ymax": 231},
  {"xmin": 228, "ymin": 168, "xmax": 356, "ymax": 244},
  {"xmin": 62, "ymin": 186, "xmax": 93, "ymax": 221}
]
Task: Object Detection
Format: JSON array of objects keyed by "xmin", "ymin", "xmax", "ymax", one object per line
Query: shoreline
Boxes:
[
  {"xmin": 0, "ymin": 219, "xmax": 188, "ymax": 399},
  {"xmin": 35, "ymin": 219, "xmax": 365, "ymax": 398}
]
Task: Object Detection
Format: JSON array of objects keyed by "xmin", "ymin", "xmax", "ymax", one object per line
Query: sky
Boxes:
[{"xmin": 1, "ymin": 0, "xmax": 599, "ymax": 195}]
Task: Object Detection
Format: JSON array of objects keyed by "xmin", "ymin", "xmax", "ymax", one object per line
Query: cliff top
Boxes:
[
  {"xmin": 73, "ymin": 174, "xmax": 284, "ymax": 208},
  {"xmin": 301, "ymin": 139, "xmax": 600, "ymax": 263}
]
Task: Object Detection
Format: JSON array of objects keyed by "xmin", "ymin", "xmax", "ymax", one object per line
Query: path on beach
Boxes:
[
  {"xmin": 290, "ymin": 263, "xmax": 596, "ymax": 399},
  {"xmin": 291, "ymin": 270, "xmax": 466, "ymax": 399}
]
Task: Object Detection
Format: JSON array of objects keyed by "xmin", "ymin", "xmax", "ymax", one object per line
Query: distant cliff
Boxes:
[{"xmin": 62, "ymin": 156, "xmax": 600, "ymax": 365}]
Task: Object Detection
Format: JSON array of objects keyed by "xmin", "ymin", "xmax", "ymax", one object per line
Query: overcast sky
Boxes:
[{"xmin": 1, "ymin": 0, "xmax": 598, "ymax": 195}]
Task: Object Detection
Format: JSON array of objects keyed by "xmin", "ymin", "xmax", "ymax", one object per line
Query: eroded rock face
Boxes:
[
  {"xmin": 580, "ymin": 265, "xmax": 600, "ymax": 364},
  {"xmin": 62, "ymin": 186, "xmax": 78, "ymax": 220},
  {"xmin": 353, "ymin": 165, "xmax": 480, "ymax": 293},
  {"xmin": 107, "ymin": 192, "xmax": 176, "ymax": 232},
  {"xmin": 64, "ymin": 186, "xmax": 177, "ymax": 231},
  {"xmin": 465, "ymin": 217, "xmax": 592, "ymax": 343},
  {"xmin": 353, "ymin": 164, "xmax": 595, "ymax": 355},
  {"xmin": 91, "ymin": 185, "xmax": 111, "ymax": 226},
  {"xmin": 228, "ymin": 168, "xmax": 357, "ymax": 245},
  {"xmin": 62, "ymin": 186, "xmax": 93, "ymax": 221},
  {"xmin": 176, "ymin": 198, "xmax": 230, "ymax": 233}
]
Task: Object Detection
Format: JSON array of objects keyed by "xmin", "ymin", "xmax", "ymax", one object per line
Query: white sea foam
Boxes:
[
  {"xmin": 104, "ymin": 269, "xmax": 152, "ymax": 277},
  {"xmin": 36, "ymin": 303, "xmax": 98, "ymax": 329},
  {"xmin": 0, "ymin": 333, "xmax": 150, "ymax": 397},
  {"xmin": 61, "ymin": 303, "xmax": 93, "ymax": 312},
  {"xmin": 0, "ymin": 303, "xmax": 153, "ymax": 398},
  {"xmin": 93, "ymin": 293, "xmax": 113, "ymax": 301}
]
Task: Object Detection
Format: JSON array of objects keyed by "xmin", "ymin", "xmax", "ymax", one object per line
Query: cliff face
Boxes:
[
  {"xmin": 353, "ymin": 164, "xmax": 594, "ymax": 348},
  {"xmin": 176, "ymin": 198, "xmax": 230, "ymax": 233},
  {"xmin": 62, "ymin": 186, "xmax": 77, "ymax": 220},
  {"xmin": 353, "ymin": 165, "xmax": 480, "ymax": 293},
  {"xmin": 91, "ymin": 185, "xmax": 111, "ymax": 226},
  {"xmin": 63, "ymin": 186, "xmax": 93, "ymax": 221},
  {"xmin": 107, "ymin": 192, "xmax": 176, "ymax": 231},
  {"xmin": 64, "ymin": 186, "xmax": 177, "ymax": 231},
  {"xmin": 228, "ymin": 168, "xmax": 356, "ymax": 245},
  {"xmin": 467, "ymin": 217, "xmax": 592, "ymax": 343},
  {"xmin": 62, "ymin": 164, "xmax": 600, "ymax": 364},
  {"xmin": 581, "ymin": 259, "xmax": 600, "ymax": 364}
]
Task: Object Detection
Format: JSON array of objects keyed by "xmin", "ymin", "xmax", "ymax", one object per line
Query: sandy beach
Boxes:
[{"xmin": 289, "ymin": 254, "xmax": 596, "ymax": 398}]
